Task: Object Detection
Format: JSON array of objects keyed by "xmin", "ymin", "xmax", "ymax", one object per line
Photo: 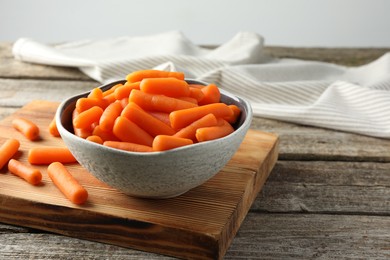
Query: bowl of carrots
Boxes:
[{"xmin": 56, "ymin": 70, "xmax": 252, "ymax": 198}]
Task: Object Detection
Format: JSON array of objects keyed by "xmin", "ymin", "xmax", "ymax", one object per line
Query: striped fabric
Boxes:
[{"xmin": 12, "ymin": 31, "xmax": 390, "ymax": 138}]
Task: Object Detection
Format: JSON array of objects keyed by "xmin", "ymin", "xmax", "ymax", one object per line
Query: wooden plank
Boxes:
[
  {"xmin": 1, "ymin": 213, "xmax": 389, "ymax": 259},
  {"xmin": 0, "ymin": 100, "xmax": 279, "ymax": 260},
  {"xmin": 252, "ymin": 161, "xmax": 390, "ymax": 214}
]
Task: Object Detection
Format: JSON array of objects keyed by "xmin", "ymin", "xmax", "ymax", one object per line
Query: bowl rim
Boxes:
[{"xmin": 56, "ymin": 79, "xmax": 253, "ymax": 157}]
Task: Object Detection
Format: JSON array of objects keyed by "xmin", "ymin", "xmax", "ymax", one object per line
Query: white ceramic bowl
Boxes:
[{"xmin": 56, "ymin": 79, "xmax": 253, "ymax": 198}]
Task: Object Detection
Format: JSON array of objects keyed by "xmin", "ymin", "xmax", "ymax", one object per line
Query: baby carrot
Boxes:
[
  {"xmin": 8, "ymin": 159, "xmax": 42, "ymax": 185},
  {"xmin": 99, "ymin": 102, "xmax": 123, "ymax": 132},
  {"xmin": 225, "ymin": 104, "xmax": 241, "ymax": 124},
  {"xmin": 102, "ymin": 83, "xmax": 123, "ymax": 97},
  {"xmin": 152, "ymin": 135, "xmax": 193, "ymax": 151},
  {"xmin": 196, "ymin": 119, "xmax": 235, "ymax": 142},
  {"xmin": 87, "ymin": 87, "xmax": 103, "ymax": 99},
  {"xmin": 140, "ymin": 78, "xmax": 190, "ymax": 98},
  {"xmin": 169, "ymin": 103, "xmax": 233, "ymax": 129},
  {"xmin": 174, "ymin": 113, "xmax": 218, "ymax": 141},
  {"xmin": 103, "ymin": 141, "xmax": 153, "ymax": 153},
  {"xmin": 198, "ymin": 84, "xmax": 221, "ymax": 105},
  {"xmin": 75, "ymin": 97, "xmax": 109, "ymax": 112},
  {"xmin": 49, "ymin": 116, "xmax": 60, "ymax": 137},
  {"xmin": 189, "ymin": 87, "xmax": 205, "ymax": 102},
  {"xmin": 0, "ymin": 138, "xmax": 20, "ymax": 169},
  {"xmin": 114, "ymin": 81, "xmax": 140, "ymax": 100},
  {"xmin": 73, "ymin": 106, "xmax": 104, "ymax": 130},
  {"xmin": 28, "ymin": 147, "xmax": 77, "ymax": 165},
  {"xmin": 48, "ymin": 162, "xmax": 88, "ymax": 205},
  {"xmin": 113, "ymin": 116, "xmax": 154, "ymax": 146},
  {"xmin": 86, "ymin": 135, "xmax": 104, "ymax": 144},
  {"xmin": 102, "ymin": 92, "xmax": 117, "ymax": 104},
  {"xmin": 121, "ymin": 102, "xmax": 175, "ymax": 137},
  {"xmin": 12, "ymin": 117, "xmax": 40, "ymax": 141},
  {"xmin": 126, "ymin": 70, "xmax": 185, "ymax": 83},
  {"xmin": 147, "ymin": 111, "xmax": 171, "ymax": 126},
  {"xmin": 178, "ymin": 96, "xmax": 198, "ymax": 104},
  {"xmin": 92, "ymin": 125, "xmax": 120, "ymax": 142},
  {"xmin": 129, "ymin": 89, "xmax": 197, "ymax": 113}
]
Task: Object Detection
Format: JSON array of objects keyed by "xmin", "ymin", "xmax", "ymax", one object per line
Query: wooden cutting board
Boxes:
[{"xmin": 0, "ymin": 100, "xmax": 279, "ymax": 260}]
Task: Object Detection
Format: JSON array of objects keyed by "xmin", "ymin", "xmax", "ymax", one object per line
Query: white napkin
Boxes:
[{"xmin": 12, "ymin": 31, "xmax": 390, "ymax": 138}]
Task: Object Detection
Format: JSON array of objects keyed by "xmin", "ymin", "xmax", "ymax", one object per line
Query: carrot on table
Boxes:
[
  {"xmin": 195, "ymin": 119, "xmax": 235, "ymax": 142},
  {"xmin": 0, "ymin": 138, "xmax": 20, "ymax": 169},
  {"xmin": 28, "ymin": 147, "xmax": 77, "ymax": 165},
  {"xmin": 126, "ymin": 70, "xmax": 185, "ymax": 83},
  {"xmin": 169, "ymin": 103, "xmax": 233, "ymax": 129},
  {"xmin": 103, "ymin": 141, "xmax": 153, "ymax": 153},
  {"xmin": 99, "ymin": 102, "xmax": 123, "ymax": 132},
  {"xmin": 152, "ymin": 135, "xmax": 193, "ymax": 151},
  {"xmin": 73, "ymin": 106, "xmax": 103, "ymax": 130},
  {"xmin": 48, "ymin": 162, "xmax": 88, "ymax": 205},
  {"xmin": 86, "ymin": 135, "xmax": 104, "ymax": 144},
  {"xmin": 113, "ymin": 116, "xmax": 153, "ymax": 146},
  {"xmin": 12, "ymin": 117, "xmax": 40, "ymax": 141},
  {"xmin": 129, "ymin": 89, "xmax": 197, "ymax": 113},
  {"xmin": 198, "ymin": 84, "xmax": 221, "ymax": 105},
  {"xmin": 49, "ymin": 116, "xmax": 60, "ymax": 137},
  {"xmin": 8, "ymin": 159, "xmax": 42, "ymax": 185},
  {"xmin": 140, "ymin": 78, "xmax": 190, "ymax": 98},
  {"xmin": 174, "ymin": 113, "xmax": 218, "ymax": 141},
  {"xmin": 114, "ymin": 81, "xmax": 140, "ymax": 100},
  {"xmin": 121, "ymin": 102, "xmax": 175, "ymax": 137}
]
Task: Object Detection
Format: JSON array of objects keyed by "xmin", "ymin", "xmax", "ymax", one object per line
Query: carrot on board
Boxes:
[
  {"xmin": 48, "ymin": 162, "xmax": 88, "ymax": 205},
  {"xmin": 103, "ymin": 141, "xmax": 153, "ymax": 153},
  {"xmin": 73, "ymin": 106, "xmax": 104, "ymax": 130},
  {"xmin": 224, "ymin": 104, "xmax": 241, "ymax": 124},
  {"xmin": 195, "ymin": 119, "xmax": 234, "ymax": 142},
  {"xmin": 49, "ymin": 116, "xmax": 60, "ymax": 137},
  {"xmin": 174, "ymin": 113, "xmax": 218, "ymax": 141},
  {"xmin": 129, "ymin": 89, "xmax": 197, "ymax": 113},
  {"xmin": 140, "ymin": 77, "xmax": 190, "ymax": 98},
  {"xmin": 121, "ymin": 102, "xmax": 175, "ymax": 137},
  {"xmin": 99, "ymin": 102, "xmax": 123, "ymax": 132},
  {"xmin": 114, "ymin": 81, "xmax": 140, "ymax": 100},
  {"xmin": 28, "ymin": 147, "xmax": 77, "ymax": 165},
  {"xmin": 113, "ymin": 116, "xmax": 153, "ymax": 146},
  {"xmin": 198, "ymin": 84, "xmax": 221, "ymax": 105},
  {"xmin": 87, "ymin": 87, "xmax": 104, "ymax": 99},
  {"xmin": 92, "ymin": 125, "xmax": 120, "ymax": 142},
  {"xmin": 75, "ymin": 97, "xmax": 109, "ymax": 113},
  {"xmin": 126, "ymin": 70, "xmax": 185, "ymax": 83},
  {"xmin": 152, "ymin": 135, "xmax": 193, "ymax": 151},
  {"xmin": 86, "ymin": 135, "xmax": 104, "ymax": 144},
  {"xmin": 12, "ymin": 117, "xmax": 40, "ymax": 141},
  {"xmin": 8, "ymin": 159, "xmax": 42, "ymax": 185},
  {"xmin": 0, "ymin": 138, "xmax": 20, "ymax": 169},
  {"xmin": 169, "ymin": 103, "xmax": 233, "ymax": 129}
]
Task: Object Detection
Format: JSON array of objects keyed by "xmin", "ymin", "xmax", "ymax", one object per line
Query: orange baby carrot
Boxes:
[
  {"xmin": 140, "ymin": 77, "xmax": 190, "ymax": 98},
  {"xmin": 147, "ymin": 111, "xmax": 171, "ymax": 126},
  {"xmin": 99, "ymin": 102, "xmax": 123, "ymax": 132},
  {"xmin": 225, "ymin": 105, "xmax": 241, "ymax": 124},
  {"xmin": 92, "ymin": 125, "xmax": 120, "ymax": 142},
  {"xmin": 12, "ymin": 117, "xmax": 40, "ymax": 141},
  {"xmin": 196, "ymin": 119, "xmax": 234, "ymax": 142},
  {"xmin": 113, "ymin": 116, "xmax": 153, "ymax": 146},
  {"xmin": 72, "ymin": 109, "xmax": 93, "ymax": 138},
  {"xmin": 169, "ymin": 103, "xmax": 233, "ymax": 129},
  {"xmin": 102, "ymin": 83, "xmax": 123, "ymax": 97},
  {"xmin": 49, "ymin": 116, "xmax": 60, "ymax": 137},
  {"xmin": 129, "ymin": 89, "xmax": 197, "ymax": 113},
  {"xmin": 178, "ymin": 96, "xmax": 198, "ymax": 104},
  {"xmin": 86, "ymin": 135, "xmax": 104, "ymax": 144},
  {"xmin": 198, "ymin": 84, "xmax": 221, "ymax": 105},
  {"xmin": 0, "ymin": 138, "xmax": 20, "ymax": 169},
  {"xmin": 174, "ymin": 113, "xmax": 218, "ymax": 141},
  {"xmin": 126, "ymin": 70, "xmax": 185, "ymax": 83},
  {"xmin": 152, "ymin": 135, "xmax": 193, "ymax": 151},
  {"xmin": 48, "ymin": 162, "xmax": 88, "ymax": 205},
  {"xmin": 75, "ymin": 97, "xmax": 109, "ymax": 112},
  {"xmin": 87, "ymin": 87, "xmax": 103, "ymax": 99},
  {"xmin": 103, "ymin": 141, "xmax": 153, "ymax": 153},
  {"xmin": 8, "ymin": 159, "xmax": 42, "ymax": 185},
  {"xmin": 114, "ymin": 81, "xmax": 140, "ymax": 100},
  {"xmin": 121, "ymin": 102, "xmax": 175, "ymax": 137},
  {"xmin": 189, "ymin": 87, "xmax": 205, "ymax": 102},
  {"xmin": 28, "ymin": 147, "xmax": 77, "ymax": 165},
  {"xmin": 73, "ymin": 106, "xmax": 104, "ymax": 130}
]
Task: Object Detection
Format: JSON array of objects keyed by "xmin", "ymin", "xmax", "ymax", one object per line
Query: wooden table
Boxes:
[{"xmin": 0, "ymin": 42, "xmax": 389, "ymax": 259}]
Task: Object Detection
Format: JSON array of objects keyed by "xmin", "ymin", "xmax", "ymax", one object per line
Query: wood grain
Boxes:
[{"xmin": 0, "ymin": 100, "xmax": 278, "ymax": 260}]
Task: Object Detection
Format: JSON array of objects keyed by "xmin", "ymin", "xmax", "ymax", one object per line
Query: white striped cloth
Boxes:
[{"xmin": 12, "ymin": 31, "xmax": 390, "ymax": 138}]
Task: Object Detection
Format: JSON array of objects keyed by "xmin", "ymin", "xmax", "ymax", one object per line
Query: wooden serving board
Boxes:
[{"xmin": 0, "ymin": 100, "xmax": 279, "ymax": 260}]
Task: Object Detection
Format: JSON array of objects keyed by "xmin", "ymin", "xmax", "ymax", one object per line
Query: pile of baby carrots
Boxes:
[
  {"xmin": 71, "ymin": 69, "xmax": 241, "ymax": 152},
  {"xmin": 0, "ymin": 116, "xmax": 87, "ymax": 205}
]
